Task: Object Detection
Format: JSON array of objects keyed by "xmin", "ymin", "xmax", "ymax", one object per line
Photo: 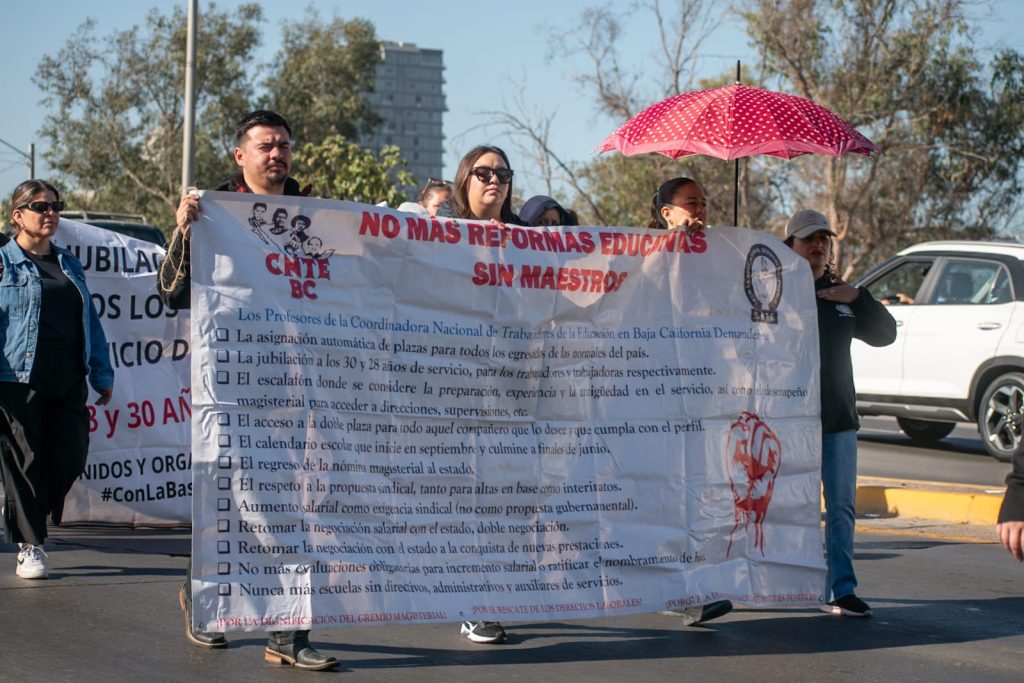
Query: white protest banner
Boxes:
[
  {"xmin": 57, "ymin": 221, "xmax": 192, "ymax": 525},
  {"xmin": 191, "ymin": 192, "xmax": 825, "ymax": 633}
]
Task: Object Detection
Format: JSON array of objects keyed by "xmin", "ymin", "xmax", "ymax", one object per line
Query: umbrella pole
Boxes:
[
  {"xmin": 733, "ymin": 59, "xmax": 741, "ymax": 227},
  {"xmin": 733, "ymin": 159, "xmax": 739, "ymax": 227}
]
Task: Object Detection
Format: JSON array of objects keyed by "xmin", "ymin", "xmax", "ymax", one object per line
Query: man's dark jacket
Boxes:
[{"xmin": 157, "ymin": 175, "xmax": 308, "ymax": 310}]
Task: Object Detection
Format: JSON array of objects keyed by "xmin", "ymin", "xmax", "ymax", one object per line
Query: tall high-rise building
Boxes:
[{"xmin": 363, "ymin": 41, "xmax": 446, "ymax": 191}]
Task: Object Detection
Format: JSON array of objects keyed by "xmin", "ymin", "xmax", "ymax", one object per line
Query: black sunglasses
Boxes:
[
  {"xmin": 470, "ymin": 167, "xmax": 513, "ymax": 185},
  {"xmin": 425, "ymin": 177, "xmax": 452, "ymax": 188},
  {"xmin": 18, "ymin": 200, "xmax": 65, "ymax": 214}
]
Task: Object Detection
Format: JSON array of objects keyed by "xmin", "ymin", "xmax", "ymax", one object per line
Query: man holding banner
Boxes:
[{"xmin": 159, "ymin": 110, "xmax": 338, "ymax": 671}]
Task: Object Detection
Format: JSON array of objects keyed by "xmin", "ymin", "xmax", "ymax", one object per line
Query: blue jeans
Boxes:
[{"xmin": 821, "ymin": 430, "xmax": 858, "ymax": 601}]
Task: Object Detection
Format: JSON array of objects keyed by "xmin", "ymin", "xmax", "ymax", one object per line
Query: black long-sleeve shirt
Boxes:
[
  {"xmin": 815, "ymin": 275, "xmax": 897, "ymax": 434},
  {"xmin": 157, "ymin": 175, "xmax": 309, "ymax": 310}
]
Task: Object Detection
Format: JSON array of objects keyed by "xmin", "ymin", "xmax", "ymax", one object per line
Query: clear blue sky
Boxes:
[{"xmin": 0, "ymin": 1, "xmax": 1021, "ymax": 210}]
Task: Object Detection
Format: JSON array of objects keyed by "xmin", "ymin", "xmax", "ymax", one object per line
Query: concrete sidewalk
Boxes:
[{"xmin": 854, "ymin": 476, "xmax": 1006, "ymax": 525}]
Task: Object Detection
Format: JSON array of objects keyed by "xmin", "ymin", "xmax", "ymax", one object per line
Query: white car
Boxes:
[{"xmin": 852, "ymin": 241, "xmax": 1024, "ymax": 461}]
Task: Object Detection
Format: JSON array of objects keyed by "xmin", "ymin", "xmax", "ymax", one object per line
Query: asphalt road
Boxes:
[
  {"xmin": 857, "ymin": 416, "xmax": 1011, "ymax": 487},
  {"xmin": 2, "ymin": 419, "xmax": 1018, "ymax": 680},
  {"xmin": 2, "ymin": 524, "xmax": 1022, "ymax": 682}
]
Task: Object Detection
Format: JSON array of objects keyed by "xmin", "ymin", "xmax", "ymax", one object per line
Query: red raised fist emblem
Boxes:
[{"xmin": 726, "ymin": 412, "xmax": 782, "ymax": 557}]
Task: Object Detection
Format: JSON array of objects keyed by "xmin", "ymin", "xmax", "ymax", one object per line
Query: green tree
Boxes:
[
  {"xmin": 34, "ymin": 4, "xmax": 264, "ymax": 230},
  {"xmin": 574, "ymin": 151, "xmax": 784, "ymax": 229},
  {"xmin": 262, "ymin": 11, "xmax": 382, "ymax": 145},
  {"xmin": 482, "ymin": 1, "xmax": 782, "ymax": 228},
  {"xmin": 741, "ymin": 0, "xmax": 1024, "ymax": 275},
  {"xmin": 0, "ymin": 199, "xmax": 11, "ymax": 238},
  {"xmin": 295, "ymin": 135, "xmax": 415, "ymax": 206},
  {"xmin": 34, "ymin": 6, "xmax": 404, "ymax": 233}
]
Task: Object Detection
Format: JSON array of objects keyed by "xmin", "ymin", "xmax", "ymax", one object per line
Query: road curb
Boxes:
[{"xmin": 853, "ymin": 477, "xmax": 1005, "ymax": 525}]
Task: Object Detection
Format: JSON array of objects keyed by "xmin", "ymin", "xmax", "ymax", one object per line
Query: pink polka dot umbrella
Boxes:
[{"xmin": 596, "ymin": 83, "xmax": 880, "ymax": 225}]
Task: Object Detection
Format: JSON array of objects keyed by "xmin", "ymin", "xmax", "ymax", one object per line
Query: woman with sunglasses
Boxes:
[
  {"xmin": 448, "ymin": 145, "xmax": 520, "ymax": 226},
  {"xmin": 0, "ymin": 180, "xmax": 113, "ymax": 580},
  {"xmin": 446, "ymin": 146, "xmax": 517, "ymax": 646}
]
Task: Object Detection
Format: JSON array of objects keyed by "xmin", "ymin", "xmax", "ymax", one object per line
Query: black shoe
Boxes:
[
  {"xmin": 460, "ymin": 621, "xmax": 507, "ymax": 644},
  {"xmin": 178, "ymin": 585, "xmax": 228, "ymax": 649},
  {"xmin": 820, "ymin": 594, "xmax": 872, "ymax": 617},
  {"xmin": 695, "ymin": 600, "xmax": 733, "ymax": 624},
  {"xmin": 659, "ymin": 599, "xmax": 733, "ymax": 625},
  {"xmin": 265, "ymin": 631, "xmax": 339, "ymax": 671}
]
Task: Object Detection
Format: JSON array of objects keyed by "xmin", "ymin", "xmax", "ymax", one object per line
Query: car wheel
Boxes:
[
  {"xmin": 978, "ymin": 372, "xmax": 1024, "ymax": 462},
  {"xmin": 896, "ymin": 417, "xmax": 956, "ymax": 442}
]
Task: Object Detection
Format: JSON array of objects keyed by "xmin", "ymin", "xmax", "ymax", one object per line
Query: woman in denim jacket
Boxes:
[{"xmin": 0, "ymin": 179, "xmax": 113, "ymax": 580}]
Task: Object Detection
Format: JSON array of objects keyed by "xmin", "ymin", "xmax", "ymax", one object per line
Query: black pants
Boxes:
[{"xmin": 0, "ymin": 341, "xmax": 89, "ymax": 545}]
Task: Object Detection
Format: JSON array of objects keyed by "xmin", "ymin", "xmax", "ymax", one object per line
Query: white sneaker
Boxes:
[
  {"xmin": 660, "ymin": 606, "xmax": 704, "ymax": 624},
  {"xmin": 16, "ymin": 544, "xmax": 48, "ymax": 579},
  {"xmin": 660, "ymin": 600, "xmax": 734, "ymax": 625},
  {"xmin": 459, "ymin": 621, "xmax": 506, "ymax": 644}
]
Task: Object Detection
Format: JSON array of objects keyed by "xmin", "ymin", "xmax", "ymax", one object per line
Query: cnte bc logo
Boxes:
[{"xmin": 265, "ymin": 254, "xmax": 331, "ymax": 299}]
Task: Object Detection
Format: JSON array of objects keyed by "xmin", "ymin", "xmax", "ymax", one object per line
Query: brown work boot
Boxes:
[{"xmin": 265, "ymin": 630, "xmax": 339, "ymax": 671}]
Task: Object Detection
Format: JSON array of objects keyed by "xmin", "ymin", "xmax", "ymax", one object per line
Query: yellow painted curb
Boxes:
[{"xmin": 854, "ymin": 485, "xmax": 1004, "ymax": 526}]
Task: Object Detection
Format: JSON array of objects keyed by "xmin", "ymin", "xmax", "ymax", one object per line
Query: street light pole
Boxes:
[
  {"xmin": 0, "ymin": 137, "xmax": 35, "ymax": 179},
  {"xmin": 180, "ymin": 0, "xmax": 198, "ymax": 191}
]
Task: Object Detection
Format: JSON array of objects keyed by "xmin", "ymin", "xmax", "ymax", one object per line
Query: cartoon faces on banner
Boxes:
[{"xmin": 246, "ymin": 202, "xmax": 334, "ymax": 259}]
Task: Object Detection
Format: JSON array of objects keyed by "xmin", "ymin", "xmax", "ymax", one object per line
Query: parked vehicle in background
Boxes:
[
  {"xmin": 62, "ymin": 211, "xmax": 166, "ymax": 247},
  {"xmin": 852, "ymin": 241, "xmax": 1024, "ymax": 462}
]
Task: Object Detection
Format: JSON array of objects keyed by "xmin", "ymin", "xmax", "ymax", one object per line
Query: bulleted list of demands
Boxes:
[{"xmin": 189, "ymin": 194, "xmax": 825, "ymax": 633}]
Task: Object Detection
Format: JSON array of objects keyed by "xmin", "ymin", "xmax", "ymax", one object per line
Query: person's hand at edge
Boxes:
[
  {"xmin": 176, "ymin": 194, "xmax": 200, "ymax": 240},
  {"xmin": 997, "ymin": 521, "xmax": 1024, "ymax": 561}
]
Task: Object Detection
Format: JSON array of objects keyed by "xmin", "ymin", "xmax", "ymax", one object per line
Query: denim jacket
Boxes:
[{"xmin": 0, "ymin": 239, "xmax": 114, "ymax": 391}]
